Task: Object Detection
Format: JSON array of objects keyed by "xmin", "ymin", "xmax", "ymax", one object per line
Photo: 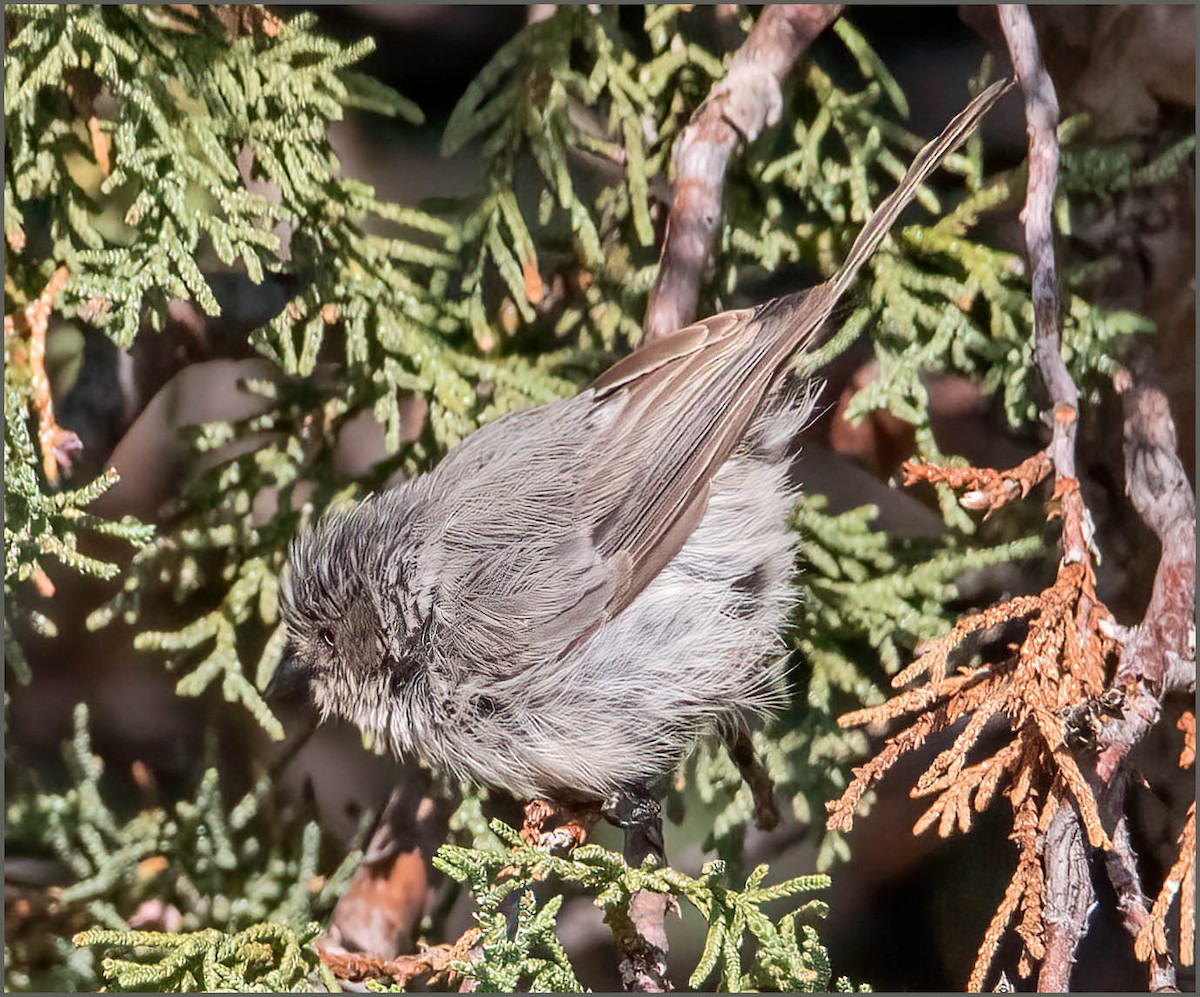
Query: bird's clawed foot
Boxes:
[
  {"xmin": 603, "ymin": 789, "xmax": 666, "ymax": 868},
  {"xmin": 520, "ymin": 798, "xmax": 600, "ymax": 853}
]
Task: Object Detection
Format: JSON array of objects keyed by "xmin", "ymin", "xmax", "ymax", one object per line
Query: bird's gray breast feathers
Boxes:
[
  {"xmin": 387, "ymin": 383, "xmax": 816, "ymax": 799},
  {"xmin": 308, "ymin": 78, "xmax": 1015, "ymax": 799}
]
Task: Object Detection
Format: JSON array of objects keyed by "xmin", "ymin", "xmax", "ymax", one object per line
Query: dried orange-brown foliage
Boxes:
[
  {"xmin": 1135, "ymin": 803, "xmax": 1195, "ymax": 969},
  {"xmin": 826, "ymin": 456, "xmax": 1120, "ymax": 991},
  {"xmin": 902, "ymin": 450, "xmax": 1052, "ymax": 516},
  {"xmin": 5, "ymin": 266, "xmax": 80, "ymax": 483},
  {"xmin": 1179, "ymin": 710, "xmax": 1195, "ymax": 770},
  {"xmin": 1135, "ymin": 718, "xmax": 1196, "ymax": 971},
  {"xmin": 318, "ymin": 927, "xmax": 482, "ymax": 988}
]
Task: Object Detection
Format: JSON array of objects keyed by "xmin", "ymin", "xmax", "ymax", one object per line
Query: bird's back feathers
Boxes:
[{"xmin": 282, "ymin": 79, "xmax": 1014, "ymax": 800}]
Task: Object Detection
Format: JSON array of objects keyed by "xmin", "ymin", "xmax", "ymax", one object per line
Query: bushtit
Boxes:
[{"xmin": 269, "ymin": 80, "xmax": 1010, "ymax": 849}]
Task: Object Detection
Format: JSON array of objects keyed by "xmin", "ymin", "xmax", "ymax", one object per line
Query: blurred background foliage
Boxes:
[{"xmin": 4, "ymin": 4, "xmax": 1193, "ymax": 991}]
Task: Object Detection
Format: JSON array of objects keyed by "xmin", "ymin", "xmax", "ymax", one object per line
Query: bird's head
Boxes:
[{"xmin": 269, "ymin": 503, "xmax": 397, "ymax": 729}]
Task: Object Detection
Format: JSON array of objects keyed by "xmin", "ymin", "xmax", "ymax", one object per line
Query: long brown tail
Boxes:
[
  {"xmin": 582, "ymin": 79, "xmax": 1014, "ymax": 619},
  {"xmin": 829, "ymin": 77, "xmax": 1014, "ymax": 300},
  {"xmin": 750, "ymin": 76, "xmax": 1013, "ymax": 371}
]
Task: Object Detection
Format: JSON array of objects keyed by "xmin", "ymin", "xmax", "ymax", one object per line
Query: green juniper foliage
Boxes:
[
  {"xmin": 4, "ymin": 331, "xmax": 154, "ymax": 680},
  {"xmin": 6, "ymin": 706, "xmax": 360, "ymax": 991},
  {"xmin": 73, "ymin": 922, "xmax": 338, "ymax": 993},
  {"xmin": 4, "ymin": 4, "xmax": 1188, "ymax": 992},
  {"xmin": 429, "ymin": 819, "xmax": 855, "ymax": 993}
]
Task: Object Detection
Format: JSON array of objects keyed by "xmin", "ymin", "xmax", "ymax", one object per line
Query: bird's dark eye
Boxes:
[{"xmin": 319, "ymin": 627, "xmax": 335, "ymax": 649}]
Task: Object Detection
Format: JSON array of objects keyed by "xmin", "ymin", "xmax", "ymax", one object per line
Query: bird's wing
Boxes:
[
  {"xmin": 410, "ymin": 394, "xmax": 622, "ymax": 674},
  {"xmin": 415, "ymin": 297, "xmax": 820, "ymax": 669},
  {"xmin": 575, "ymin": 77, "xmax": 1014, "ymax": 620},
  {"xmin": 416, "ymin": 78, "xmax": 1013, "ymax": 669},
  {"xmin": 579, "ymin": 294, "xmax": 823, "ymax": 617}
]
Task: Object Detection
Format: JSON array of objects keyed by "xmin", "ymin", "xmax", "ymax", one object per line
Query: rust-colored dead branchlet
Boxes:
[
  {"xmin": 827, "ymin": 457, "xmax": 1119, "ymax": 990},
  {"xmin": 317, "ymin": 926, "xmax": 482, "ymax": 987},
  {"xmin": 5, "ymin": 266, "xmax": 81, "ymax": 483},
  {"xmin": 1135, "ymin": 803, "xmax": 1195, "ymax": 968},
  {"xmin": 902, "ymin": 451, "xmax": 1053, "ymax": 516}
]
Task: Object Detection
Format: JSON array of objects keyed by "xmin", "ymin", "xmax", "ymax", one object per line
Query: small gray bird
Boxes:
[{"xmin": 269, "ymin": 80, "xmax": 1010, "ymax": 849}]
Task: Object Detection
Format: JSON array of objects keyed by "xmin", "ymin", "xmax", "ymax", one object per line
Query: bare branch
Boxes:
[
  {"xmin": 607, "ymin": 891, "xmax": 673, "ymax": 993},
  {"xmin": 324, "ymin": 783, "xmax": 454, "ymax": 961},
  {"xmin": 1095, "ymin": 374, "xmax": 1196, "ymax": 783},
  {"xmin": 1085, "ymin": 371, "xmax": 1196, "ymax": 984},
  {"xmin": 998, "ymin": 7, "xmax": 1106, "ymax": 990},
  {"xmin": 1002, "ymin": 8, "xmax": 1196, "ymax": 987},
  {"xmin": 1036, "ymin": 806, "xmax": 1096, "ymax": 993},
  {"xmin": 1110, "ymin": 376, "xmax": 1196, "ymax": 693},
  {"xmin": 998, "ymin": 6, "xmax": 1091, "ymax": 565},
  {"xmin": 643, "ymin": 4, "xmax": 843, "ymax": 343}
]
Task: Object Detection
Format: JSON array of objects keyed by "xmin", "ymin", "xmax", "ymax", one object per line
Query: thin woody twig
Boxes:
[
  {"xmin": 609, "ymin": 804, "xmax": 673, "ymax": 992},
  {"xmin": 726, "ymin": 727, "xmax": 781, "ymax": 831},
  {"xmin": 1086, "ymin": 371, "xmax": 1196, "ymax": 988},
  {"xmin": 4, "ymin": 266, "xmax": 81, "ymax": 483},
  {"xmin": 608, "ymin": 891, "xmax": 673, "ymax": 993},
  {"xmin": 643, "ymin": 4, "xmax": 843, "ymax": 343},
  {"xmin": 902, "ymin": 450, "xmax": 1053, "ymax": 516},
  {"xmin": 998, "ymin": 7, "xmax": 1102, "ymax": 991},
  {"xmin": 997, "ymin": 7, "xmax": 1087, "ymax": 563}
]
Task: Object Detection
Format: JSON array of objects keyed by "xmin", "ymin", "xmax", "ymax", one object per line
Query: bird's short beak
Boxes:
[{"xmin": 263, "ymin": 649, "xmax": 309, "ymax": 701}]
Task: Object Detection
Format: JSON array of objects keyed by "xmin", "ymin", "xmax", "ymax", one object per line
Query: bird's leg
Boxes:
[
  {"xmin": 602, "ymin": 787, "xmax": 666, "ymax": 868},
  {"xmin": 725, "ymin": 727, "xmax": 780, "ymax": 831},
  {"xmin": 602, "ymin": 787, "xmax": 674, "ymax": 991}
]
